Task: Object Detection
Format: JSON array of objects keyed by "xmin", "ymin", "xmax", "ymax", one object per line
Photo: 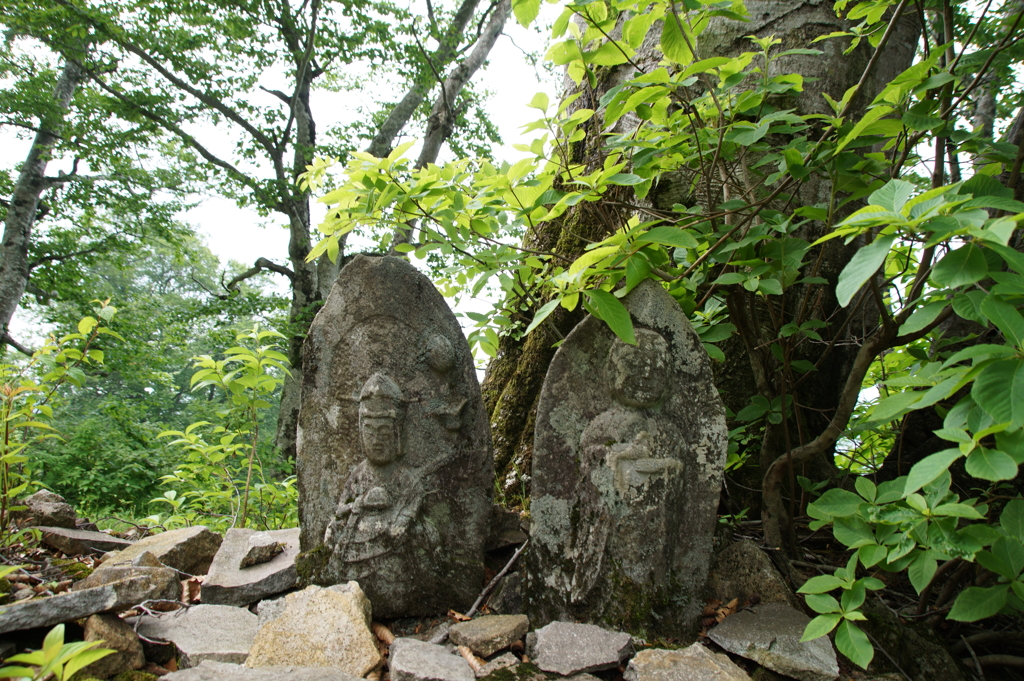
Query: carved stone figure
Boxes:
[
  {"xmin": 296, "ymin": 255, "xmax": 492, "ymax": 617},
  {"xmin": 526, "ymin": 279, "xmax": 727, "ymax": 636}
]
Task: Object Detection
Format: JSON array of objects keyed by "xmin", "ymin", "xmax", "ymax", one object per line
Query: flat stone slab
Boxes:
[
  {"xmin": 203, "ymin": 528, "xmax": 300, "ymax": 607},
  {"xmin": 450, "ymin": 615, "xmax": 529, "ymax": 657},
  {"xmin": 164, "ymin": 661, "xmax": 363, "ymax": 680},
  {"xmin": 75, "ymin": 565, "xmax": 179, "ymax": 593},
  {"xmin": 131, "ymin": 604, "xmax": 258, "ymax": 668},
  {"xmin": 35, "ymin": 526, "xmax": 133, "ymax": 555},
  {"xmin": 527, "ymin": 622, "xmax": 632, "ymax": 676},
  {"xmin": 707, "ymin": 603, "xmax": 838, "ymax": 681},
  {"xmin": 389, "ymin": 638, "xmax": 474, "ymax": 681},
  {"xmin": 0, "ymin": 572, "xmax": 180, "ymax": 634},
  {"xmin": 475, "ymin": 652, "xmax": 518, "ymax": 678},
  {"xmin": 625, "ymin": 645, "xmax": 751, "ymax": 681},
  {"xmin": 241, "ymin": 531, "xmax": 284, "ymax": 568},
  {"xmin": 246, "ymin": 583, "xmax": 380, "ymax": 676},
  {"xmin": 104, "ymin": 526, "xmax": 222, "ymax": 576}
]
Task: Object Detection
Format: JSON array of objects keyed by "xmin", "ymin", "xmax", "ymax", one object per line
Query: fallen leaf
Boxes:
[{"xmin": 447, "ymin": 609, "xmax": 471, "ymax": 622}]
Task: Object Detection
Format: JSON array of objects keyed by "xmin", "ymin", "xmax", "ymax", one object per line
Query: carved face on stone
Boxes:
[
  {"xmin": 606, "ymin": 329, "xmax": 670, "ymax": 408},
  {"xmin": 358, "ymin": 373, "xmax": 404, "ymax": 467}
]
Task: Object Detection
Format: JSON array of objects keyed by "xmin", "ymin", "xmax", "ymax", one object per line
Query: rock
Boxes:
[
  {"xmin": 475, "ymin": 652, "xmax": 518, "ymax": 678},
  {"xmin": 162, "ymin": 660, "xmax": 364, "ymax": 680},
  {"xmin": 16, "ymin": 490, "xmax": 76, "ymax": 529},
  {"xmin": 101, "ymin": 550, "xmax": 165, "ymax": 569},
  {"xmin": 625, "ymin": 645, "xmax": 752, "ymax": 681},
  {"xmin": 707, "ymin": 603, "xmax": 838, "ymax": 681},
  {"xmin": 202, "ymin": 528, "xmax": 300, "ymax": 607},
  {"xmin": 74, "ymin": 565, "xmax": 179, "ymax": 595},
  {"xmin": 239, "ymin": 532, "xmax": 284, "ymax": 568},
  {"xmin": 526, "ymin": 622, "xmax": 633, "ymax": 676},
  {"xmin": 102, "ymin": 527, "xmax": 222, "ymax": 577},
  {"xmin": 35, "ymin": 526, "xmax": 133, "ymax": 556},
  {"xmin": 487, "ymin": 506, "xmax": 527, "ymax": 551},
  {"xmin": 708, "ymin": 540, "xmax": 800, "ymax": 609},
  {"xmin": 449, "ymin": 615, "xmax": 529, "ymax": 658},
  {"xmin": 130, "ymin": 604, "xmax": 258, "ymax": 668},
  {"xmin": 389, "ymin": 637, "xmax": 474, "ymax": 681},
  {"xmin": 245, "ymin": 583, "xmax": 380, "ymax": 676},
  {"xmin": 79, "ymin": 614, "xmax": 146, "ymax": 679},
  {"xmin": 858, "ymin": 599, "xmax": 969, "ymax": 681},
  {"xmin": 0, "ymin": 572, "xmax": 180, "ymax": 634},
  {"xmin": 487, "ymin": 572, "xmax": 522, "ymax": 615},
  {"xmin": 526, "ymin": 279, "xmax": 728, "ymax": 635},
  {"xmin": 296, "ymin": 255, "xmax": 493, "ymax": 617}
]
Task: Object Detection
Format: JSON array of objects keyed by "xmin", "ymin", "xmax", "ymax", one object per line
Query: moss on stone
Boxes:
[
  {"xmin": 111, "ymin": 671, "xmax": 159, "ymax": 681},
  {"xmin": 481, "ymin": 662, "xmax": 553, "ymax": 681},
  {"xmin": 295, "ymin": 545, "xmax": 328, "ymax": 587},
  {"xmin": 52, "ymin": 558, "xmax": 93, "ymax": 580}
]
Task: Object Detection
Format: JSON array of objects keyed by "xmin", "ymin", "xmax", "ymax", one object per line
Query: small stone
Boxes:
[
  {"xmin": 474, "ymin": 652, "xmax": 518, "ymax": 678},
  {"xmin": 625, "ymin": 645, "xmax": 752, "ymax": 681},
  {"xmin": 389, "ymin": 638, "xmax": 474, "ymax": 681},
  {"xmin": 527, "ymin": 622, "xmax": 632, "ymax": 676},
  {"xmin": 17, "ymin": 490, "xmax": 76, "ymax": 529},
  {"xmin": 449, "ymin": 615, "xmax": 529, "ymax": 658},
  {"xmin": 239, "ymin": 532, "xmax": 284, "ymax": 568},
  {"xmin": 36, "ymin": 526, "xmax": 134, "ymax": 556},
  {"xmin": 162, "ymin": 660, "xmax": 364, "ymax": 680},
  {"xmin": 130, "ymin": 604, "xmax": 258, "ymax": 668},
  {"xmin": 80, "ymin": 614, "xmax": 146, "ymax": 679},
  {"xmin": 708, "ymin": 540, "xmax": 800, "ymax": 609},
  {"xmin": 245, "ymin": 583, "xmax": 380, "ymax": 676},
  {"xmin": 707, "ymin": 603, "xmax": 838, "ymax": 681},
  {"xmin": 203, "ymin": 528, "xmax": 299, "ymax": 607},
  {"xmin": 104, "ymin": 527, "xmax": 223, "ymax": 577}
]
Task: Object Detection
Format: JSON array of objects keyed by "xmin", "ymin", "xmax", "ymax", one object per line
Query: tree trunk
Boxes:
[{"xmin": 0, "ymin": 57, "xmax": 85, "ymax": 349}]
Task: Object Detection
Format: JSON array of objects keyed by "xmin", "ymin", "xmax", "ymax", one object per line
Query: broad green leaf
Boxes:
[
  {"xmin": 932, "ymin": 503, "xmax": 983, "ymax": 519},
  {"xmin": 836, "ymin": 235, "xmax": 895, "ymax": 307},
  {"xmin": 854, "ymin": 477, "xmax": 876, "ymax": 502},
  {"xmin": 77, "ymin": 316, "xmax": 98, "ymax": 336},
  {"xmin": 992, "ymin": 536, "xmax": 1024, "ymax": 578},
  {"xmin": 625, "ymin": 253, "xmax": 652, "ymax": 291},
  {"xmin": 869, "ymin": 390, "xmax": 920, "ymax": 423},
  {"xmin": 971, "ymin": 358, "xmax": 1024, "ymax": 428},
  {"xmin": 1002, "ymin": 499, "xmax": 1024, "ymax": 542},
  {"xmin": 732, "ymin": 121, "xmax": 770, "ymax": 146},
  {"xmin": 586, "ymin": 289, "xmax": 636, "ymax": 345},
  {"xmin": 512, "ymin": 0, "xmax": 541, "ymax": 27},
  {"xmin": 835, "ymin": 621, "xmax": 873, "ymax": 669},
  {"xmin": 808, "ymin": 488, "xmax": 864, "ymax": 519},
  {"xmin": 524, "ymin": 299, "xmax": 560, "ymax": 336},
  {"xmin": 931, "ymin": 244, "xmax": 988, "ymax": 288},
  {"xmin": 858, "ymin": 544, "xmax": 888, "ymax": 568},
  {"xmin": 635, "ymin": 226, "xmax": 699, "ymax": 249},
  {"xmin": 606, "ymin": 173, "xmax": 646, "ymax": 186},
  {"xmin": 837, "ymin": 105, "xmax": 894, "ymax": 153},
  {"xmin": 952, "ymin": 290, "xmax": 988, "ymax": 324},
  {"xmin": 897, "ymin": 301, "xmax": 946, "ymax": 336},
  {"xmin": 801, "ymin": 614, "xmax": 841, "ymax": 641},
  {"xmin": 63, "ymin": 647, "xmax": 115, "ymax": 680},
  {"xmin": 965, "ymin": 448, "xmax": 1018, "ymax": 481},
  {"xmin": 980, "ymin": 297, "xmax": 1024, "ymax": 348},
  {"xmin": 798, "ymin": 575, "xmax": 846, "ymax": 594},
  {"xmin": 869, "ymin": 180, "xmax": 915, "ymax": 213},
  {"xmin": 527, "ymin": 92, "xmax": 549, "ymax": 110},
  {"xmin": 569, "ymin": 245, "xmax": 620, "ymax": 275},
  {"xmin": 805, "ymin": 593, "xmax": 841, "ymax": 613},
  {"xmin": 905, "ymin": 448, "xmax": 963, "ymax": 494},
  {"xmin": 908, "ymin": 552, "xmax": 937, "ymax": 593},
  {"xmin": 834, "ymin": 516, "xmax": 875, "ymax": 548},
  {"xmin": 948, "ymin": 585, "xmax": 1008, "ymax": 621},
  {"xmin": 660, "ymin": 14, "xmax": 693, "ymax": 65}
]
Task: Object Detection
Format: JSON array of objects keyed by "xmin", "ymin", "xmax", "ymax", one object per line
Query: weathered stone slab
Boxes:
[
  {"xmin": 75, "ymin": 565, "xmax": 179, "ymax": 594},
  {"xmin": 131, "ymin": 604, "xmax": 258, "ymax": 668},
  {"xmin": 245, "ymin": 583, "xmax": 380, "ymax": 676},
  {"xmin": 17, "ymin": 490, "xmax": 76, "ymax": 529},
  {"xmin": 296, "ymin": 255, "xmax": 492, "ymax": 617},
  {"xmin": 80, "ymin": 614, "xmax": 146, "ymax": 679},
  {"xmin": 526, "ymin": 279, "xmax": 727, "ymax": 635},
  {"xmin": 707, "ymin": 603, "xmax": 838, "ymax": 681},
  {"xmin": 625, "ymin": 645, "xmax": 752, "ymax": 681},
  {"xmin": 475, "ymin": 652, "xmax": 518, "ymax": 678},
  {"xmin": 449, "ymin": 615, "xmax": 529, "ymax": 658},
  {"xmin": 203, "ymin": 528, "xmax": 300, "ymax": 607},
  {"xmin": 526, "ymin": 622, "xmax": 632, "ymax": 676},
  {"xmin": 35, "ymin": 526, "xmax": 133, "ymax": 556},
  {"xmin": 708, "ymin": 540, "xmax": 800, "ymax": 609},
  {"xmin": 240, "ymin": 531, "xmax": 284, "ymax": 568},
  {"xmin": 0, "ymin": 573, "xmax": 180, "ymax": 634},
  {"xmin": 103, "ymin": 526, "xmax": 222, "ymax": 576},
  {"xmin": 389, "ymin": 637, "xmax": 475, "ymax": 681},
  {"xmin": 164, "ymin": 660, "xmax": 363, "ymax": 681}
]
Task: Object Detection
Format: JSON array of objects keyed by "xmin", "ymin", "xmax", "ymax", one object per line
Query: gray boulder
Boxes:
[
  {"xmin": 526, "ymin": 621, "xmax": 632, "ymax": 676},
  {"xmin": 708, "ymin": 540, "xmax": 800, "ymax": 609},
  {"xmin": 245, "ymin": 583, "xmax": 381, "ymax": 676},
  {"xmin": 36, "ymin": 526, "xmax": 133, "ymax": 556},
  {"xmin": 625, "ymin": 645, "xmax": 752, "ymax": 680},
  {"xmin": 296, "ymin": 255, "xmax": 492, "ymax": 617},
  {"xmin": 79, "ymin": 614, "xmax": 146, "ymax": 679},
  {"xmin": 131, "ymin": 604, "xmax": 258, "ymax": 668},
  {"xmin": 707, "ymin": 603, "xmax": 838, "ymax": 681},
  {"xmin": 526, "ymin": 279, "xmax": 727, "ymax": 635},
  {"xmin": 163, "ymin": 660, "xmax": 363, "ymax": 680},
  {"xmin": 389, "ymin": 637, "xmax": 474, "ymax": 681},
  {"xmin": 0, "ymin": 571, "xmax": 180, "ymax": 634},
  {"xmin": 18, "ymin": 490, "xmax": 75, "ymax": 529},
  {"xmin": 102, "ymin": 526, "xmax": 222, "ymax": 576},
  {"xmin": 449, "ymin": 615, "xmax": 529, "ymax": 657},
  {"xmin": 203, "ymin": 528, "xmax": 300, "ymax": 606}
]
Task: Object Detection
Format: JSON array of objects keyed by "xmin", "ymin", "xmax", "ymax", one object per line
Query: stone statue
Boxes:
[
  {"xmin": 296, "ymin": 255, "xmax": 492, "ymax": 617},
  {"xmin": 526, "ymin": 279, "xmax": 727, "ymax": 636}
]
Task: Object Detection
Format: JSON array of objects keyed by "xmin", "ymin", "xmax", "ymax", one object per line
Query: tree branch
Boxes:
[
  {"xmin": 2, "ymin": 333, "xmax": 33, "ymax": 357},
  {"xmin": 223, "ymin": 257, "xmax": 296, "ymax": 293}
]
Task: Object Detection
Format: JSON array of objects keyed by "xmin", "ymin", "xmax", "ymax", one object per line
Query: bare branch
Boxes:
[
  {"xmin": 2, "ymin": 333, "xmax": 33, "ymax": 357},
  {"xmin": 224, "ymin": 257, "xmax": 296, "ymax": 293}
]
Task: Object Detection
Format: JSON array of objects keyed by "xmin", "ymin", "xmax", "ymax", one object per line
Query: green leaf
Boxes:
[
  {"xmin": 524, "ymin": 299, "xmax": 560, "ymax": 336},
  {"xmin": 805, "ymin": 593, "xmax": 841, "ymax": 613},
  {"xmin": 635, "ymin": 226, "xmax": 699, "ymax": 249},
  {"xmin": 798, "ymin": 574, "xmax": 846, "ymax": 594},
  {"xmin": 869, "ymin": 390, "xmax": 921, "ymax": 423},
  {"xmin": 869, "ymin": 180, "xmax": 916, "ymax": 213},
  {"xmin": 897, "ymin": 301, "xmax": 947, "ymax": 336},
  {"xmin": 965, "ymin": 448, "xmax": 1018, "ymax": 481},
  {"xmin": 835, "ymin": 620, "xmax": 874, "ymax": 669},
  {"xmin": 586, "ymin": 289, "xmax": 636, "ymax": 345},
  {"xmin": 512, "ymin": 0, "xmax": 541, "ymax": 27},
  {"xmin": 801, "ymin": 614, "xmax": 842, "ymax": 641},
  {"xmin": 625, "ymin": 253, "xmax": 652, "ymax": 291},
  {"xmin": 660, "ymin": 15, "xmax": 692, "ymax": 65},
  {"xmin": 972, "ymin": 358, "xmax": 1024, "ymax": 428},
  {"xmin": 931, "ymin": 244, "xmax": 988, "ymax": 288},
  {"xmin": 858, "ymin": 544, "xmax": 888, "ymax": 568},
  {"xmin": 855, "ymin": 477, "xmax": 876, "ymax": 502},
  {"xmin": 905, "ymin": 449, "xmax": 963, "ymax": 495},
  {"xmin": 836, "ymin": 235, "xmax": 895, "ymax": 307},
  {"xmin": 908, "ymin": 552, "xmax": 937, "ymax": 593},
  {"xmin": 837, "ymin": 105, "xmax": 894, "ymax": 153},
  {"xmin": 732, "ymin": 121, "xmax": 770, "ymax": 146},
  {"xmin": 63, "ymin": 647, "xmax": 115, "ymax": 680},
  {"xmin": 948, "ymin": 585, "xmax": 1008, "ymax": 621},
  {"xmin": 77, "ymin": 316, "xmax": 98, "ymax": 336},
  {"xmin": 1001, "ymin": 500, "xmax": 1024, "ymax": 542},
  {"xmin": 606, "ymin": 173, "xmax": 646, "ymax": 186},
  {"xmin": 980, "ymin": 297, "xmax": 1024, "ymax": 348},
  {"xmin": 808, "ymin": 488, "xmax": 864, "ymax": 519}
]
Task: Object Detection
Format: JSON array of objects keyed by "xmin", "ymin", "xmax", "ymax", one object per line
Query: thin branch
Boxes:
[
  {"xmin": 224, "ymin": 258, "xmax": 296, "ymax": 293},
  {"xmin": 1, "ymin": 334, "xmax": 33, "ymax": 357}
]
